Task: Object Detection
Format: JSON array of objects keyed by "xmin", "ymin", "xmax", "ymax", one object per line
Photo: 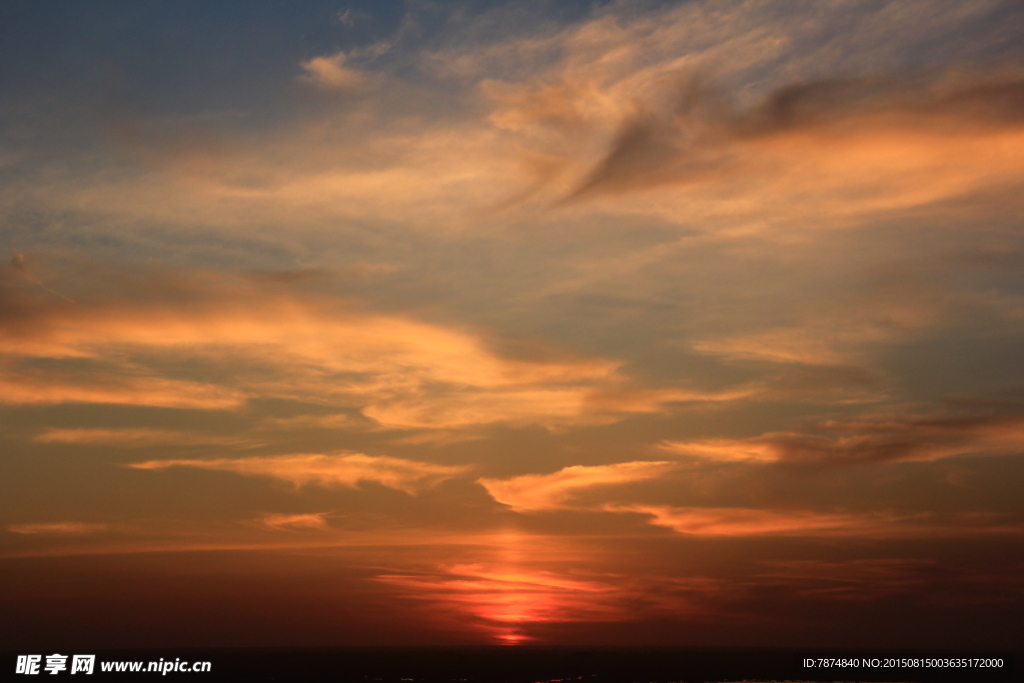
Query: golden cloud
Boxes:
[
  {"xmin": 377, "ymin": 564, "xmax": 626, "ymax": 643},
  {"xmin": 0, "ymin": 267, "xmax": 744, "ymax": 429},
  {"xmin": 661, "ymin": 410, "xmax": 1024, "ymax": 465},
  {"xmin": 0, "ymin": 374, "xmax": 244, "ymax": 410},
  {"xmin": 478, "ymin": 461, "xmax": 675, "ymax": 512},
  {"xmin": 608, "ymin": 504, "xmax": 896, "ymax": 537},
  {"xmin": 129, "ymin": 453, "xmax": 470, "ymax": 495},
  {"xmin": 300, "ymin": 52, "xmax": 364, "ymax": 90},
  {"xmin": 608, "ymin": 505, "xmax": 1024, "ymax": 538},
  {"xmin": 33, "ymin": 428, "xmax": 253, "ymax": 447},
  {"xmin": 8, "ymin": 522, "xmax": 109, "ymax": 535},
  {"xmin": 258, "ymin": 512, "xmax": 330, "ymax": 531}
]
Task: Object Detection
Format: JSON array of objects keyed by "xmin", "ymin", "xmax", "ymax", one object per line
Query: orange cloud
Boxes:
[
  {"xmin": 9, "ymin": 2, "xmax": 1020, "ymax": 254},
  {"xmin": 0, "ymin": 268, "xmax": 742, "ymax": 429},
  {"xmin": 258, "ymin": 512, "xmax": 330, "ymax": 531},
  {"xmin": 422, "ymin": 2, "xmax": 1024, "ymax": 232},
  {"xmin": 257, "ymin": 414, "xmax": 370, "ymax": 431},
  {"xmin": 478, "ymin": 461, "xmax": 675, "ymax": 512},
  {"xmin": 300, "ymin": 52, "xmax": 364, "ymax": 89},
  {"xmin": 8, "ymin": 522, "xmax": 108, "ymax": 535},
  {"xmin": 658, "ymin": 439, "xmax": 777, "ymax": 463},
  {"xmin": 609, "ymin": 504, "xmax": 897, "ymax": 537},
  {"xmin": 609, "ymin": 505, "xmax": 1024, "ymax": 538},
  {"xmin": 689, "ymin": 289, "xmax": 947, "ymax": 369},
  {"xmin": 377, "ymin": 564, "xmax": 624, "ymax": 643},
  {"xmin": 0, "ymin": 374, "xmax": 243, "ymax": 410},
  {"xmin": 33, "ymin": 428, "xmax": 253, "ymax": 447},
  {"xmin": 128, "ymin": 453, "xmax": 470, "ymax": 495},
  {"xmin": 565, "ymin": 74, "xmax": 1024, "ymax": 200},
  {"xmin": 661, "ymin": 410, "xmax": 1024, "ymax": 465},
  {"xmin": 370, "ymin": 529, "xmax": 719, "ymax": 644}
]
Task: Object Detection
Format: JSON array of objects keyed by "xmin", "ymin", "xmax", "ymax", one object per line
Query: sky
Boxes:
[{"xmin": 2, "ymin": 0, "xmax": 1024, "ymax": 650}]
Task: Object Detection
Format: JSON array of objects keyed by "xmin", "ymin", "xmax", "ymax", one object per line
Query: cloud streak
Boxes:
[
  {"xmin": 9, "ymin": 522, "xmax": 108, "ymax": 535},
  {"xmin": 377, "ymin": 564, "xmax": 626, "ymax": 643},
  {"xmin": 257, "ymin": 512, "xmax": 330, "ymax": 531},
  {"xmin": 609, "ymin": 505, "xmax": 1024, "ymax": 538},
  {"xmin": 661, "ymin": 409, "xmax": 1024, "ymax": 465},
  {"xmin": 567, "ymin": 74, "xmax": 1024, "ymax": 200},
  {"xmin": 0, "ymin": 264, "xmax": 743, "ymax": 429},
  {"xmin": 478, "ymin": 461, "xmax": 675, "ymax": 512},
  {"xmin": 0, "ymin": 374, "xmax": 244, "ymax": 410},
  {"xmin": 129, "ymin": 453, "xmax": 470, "ymax": 495},
  {"xmin": 33, "ymin": 428, "xmax": 254, "ymax": 447},
  {"xmin": 609, "ymin": 504, "xmax": 907, "ymax": 537}
]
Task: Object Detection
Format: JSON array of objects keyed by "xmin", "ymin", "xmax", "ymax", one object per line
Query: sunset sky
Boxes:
[{"xmin": 3, "ymin": 0, "xmax": 1024, "ymax": 650}]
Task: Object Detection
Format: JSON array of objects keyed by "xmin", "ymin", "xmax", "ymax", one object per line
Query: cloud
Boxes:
[
  {"xmin": 377, "ymin": 564, "xmax": 624, "ymax": 643},
  {"xmin": 300, "ymin": 52, "xmax": 364, "ymax": 90},
  {"xmin": 258, "ymin": 512, "xmax": 330, "ymax": 531},
  {"xmin": 659, "ymin": 439, "xmax": 778, "ymax": 464},
  {"xmin": 609, "ymin": 505, "xmax": 1024, "ymax": 538},
  {"xmin": 0, "ymin": 374, "xmax": 244, "ymax": 410},
  {"xmin": 563, "ymin": 73, "xmax": 1024, "ymax": 204},
  {"xmin": 14, "ymin": 0, "xmax": 1016, "ymax": 250},
  {"xmin": 128, "ymin": 453, "xmax": 470, "ymax": 495},
  {"xmin": 0, "ymin": 265, "xmax": 739, "ymax": 428},
  {"xmin": 9, "ymin": 250, "xmax": 75, "ymax": 303},
  {"xmin": 661, "ymin": 409, "xmax": 1024, "ymax": 465},
  {"xmin": 445, "ymin": 9, "xmax": 1024, "ymax": 234},
  {"xmin": 8, "ymin": 522, "xmax": 108, "ymax": 535},
  {"xmin": 749, "ymin": 558, "xmax": 1024, "ymax": 605},
  {"xmin": 336, "ymin": 9, "xmax": 369, "ymax": 28},
  {"xmin": 608, "ymin": 504, "xmax": 903, "ymax": 537},
  {"xmin": 375, "ymin": 559, "xmax": 708, "ymax": 644},
  {"xmin": 33, "ymin": 428, "xmax": 254, "ymax": 447},
  {"xmin": 404, "ymin": 0, "xmax": 1020, "ymax": 226},
  {"xmin": 256, "ymin": 413, "xmax": 372, "ymax": 431},
  {"xmin": 477, "ymin": 461, "xmax": 675, "ymax": 512},
  {"xmin": 692, "ymin": 325, "xmax": 892, "ymax": 366}
]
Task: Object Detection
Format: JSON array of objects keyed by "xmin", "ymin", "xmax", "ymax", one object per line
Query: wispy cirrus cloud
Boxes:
[
  {"xmin": 377, "ymin": 564, "xmax": 625, "ymax": 644},
  {"xmin": 689, "ymin": 301, "xmax": 939, "ymax": 366},
  {"xmin": 8, "ymin": 522, "xmax": 108, "ymax": 535},
  {"xmin": 0, "ymin": 263, "xmax": 745, "ymax": 429},
  {"xmin": 33, "ymin": 428, "xmax": 254, "ymax": 447},
  {"xmin": 661, "ymin": 409, "xmax": 1024, "ymax": 465},
  {"xmin": 257, "ymin": 512, "xmax": 330, "ymax": 531},
  {"xmin": 477, "ymin": 461, "xmax": 675, "ymax": 513},
  {"xmin": 752, "ymin": 558, "xmax": 1024, "ymax": 604},
  {"xmin": 608, "ymin": 504, "xmax": 907, "ymax": 538},
  {"xmin": 0, "ymin": 374, "xmax": 243, "ymax": 410},
  {"xmin": 375, "ymin": 559, "xmax": 711, "ymax": 644},
  {"xmin": 608, "ymin": 505, "xmax": 1024, "ymax": 538},
  {"xmin": 406, "ymin": 0, "xmax": 1024, "ymax": 233},
  {"xmin": 129, "ymin": 453, "xmax": 470, "ymax": 495},
  {"xmin": 564, "ymin": 74, "xmax": 1024, "ymax": 201},
  {"xmin": 13, "ymin": 0, "xmax": 1017, "ymax": 253}
]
